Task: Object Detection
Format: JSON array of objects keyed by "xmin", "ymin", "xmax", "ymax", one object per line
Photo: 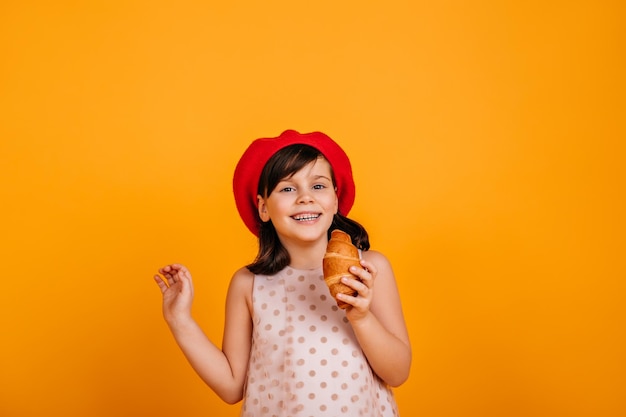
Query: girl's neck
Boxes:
[{"xmin": 281, "ymin": 237, "xmax": 327, "ymax": 270}]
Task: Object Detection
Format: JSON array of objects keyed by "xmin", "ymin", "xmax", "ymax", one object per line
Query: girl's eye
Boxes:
[
  {"xmin": 280, "ymin": 186, "xmax": 295, "ymax": 192},
  {"xmin": 313, "ymin": 184, "xmax": 326, "ymax": 190}
]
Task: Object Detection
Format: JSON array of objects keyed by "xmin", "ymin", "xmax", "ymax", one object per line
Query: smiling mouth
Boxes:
[{"xmin": 292, "ymin": 214, "xmax": 321, "ymax": 221}]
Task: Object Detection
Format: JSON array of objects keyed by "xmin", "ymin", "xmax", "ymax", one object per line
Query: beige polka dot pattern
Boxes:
[{"xmin": 241, "ymin": 267, "xmax": 399, "ymax": 417}]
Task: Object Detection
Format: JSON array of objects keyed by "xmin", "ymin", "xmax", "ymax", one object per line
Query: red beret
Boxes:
[{"xmin": 233, "ymin": 130, "xmax": 356, "ymax": 236}]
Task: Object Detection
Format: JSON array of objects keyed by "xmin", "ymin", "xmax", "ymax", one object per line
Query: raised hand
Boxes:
[{"xmin": 153, "ymin": 263, "xmax": 195, "ymax": 325}]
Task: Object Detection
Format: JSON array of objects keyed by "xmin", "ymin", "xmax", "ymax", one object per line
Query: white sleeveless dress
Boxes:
[{"xmin": 240, "ymin": 266, "xmax": 399, "ymax": 417}]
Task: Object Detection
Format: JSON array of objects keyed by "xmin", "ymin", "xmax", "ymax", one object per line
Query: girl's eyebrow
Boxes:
[
  {"xmin": 278, "ymin": 174, "xmax": 331, "ymax": 183},
  {"xmin": 312, "ymin": 175, "xmax": 332, "ymax": 181}
]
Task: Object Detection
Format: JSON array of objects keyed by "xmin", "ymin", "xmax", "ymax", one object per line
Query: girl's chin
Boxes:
[{"xmin": 283, "ymin": 227, "xmax": 330, "ymax": 241}]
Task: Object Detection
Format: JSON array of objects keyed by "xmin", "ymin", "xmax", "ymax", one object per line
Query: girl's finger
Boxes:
[
  {"xmin": 159, "ymin": 265, "xmax": 173, "ymax": 274},
  {"xmin": 350, "ymin": 266, "xmax": 373, "ymax": 288},
  {"xmin": 360, "ymin": 259, "xmax": 377, "ymax": 276},
  {"xmin": 168, "ymin": 265, "xmax": 188, "ymax": 283},
  {"xmin": 158, "ymin": 266, "xmax": 175, "ymax": 284},
  {"xmin": 163, "ymin": 272, "xmax": 176, "ymax": 286},
  {"xmin": 342, "ymin": 276, "xmax": 370, "ymax": 297},
  {"xmin": 153, "ymin": 275, "xmax": 169, "ymax": 294},
  {"xmin": 171, "ymin": 263, "xmax": 186, "ymax": 273},
  {"xmin": 338, "ymin": 291, "xmax": 369, "ymax": 311}
]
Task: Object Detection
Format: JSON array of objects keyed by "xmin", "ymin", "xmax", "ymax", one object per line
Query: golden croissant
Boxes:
[{"xmin": 323, "ymin": 229, "xmax": 360, "ymax": 309}]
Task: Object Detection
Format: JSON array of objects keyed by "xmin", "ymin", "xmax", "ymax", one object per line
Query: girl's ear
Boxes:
[{"xmin": 257, "ymin": 195, "xmax": 270, "ymax": 222}]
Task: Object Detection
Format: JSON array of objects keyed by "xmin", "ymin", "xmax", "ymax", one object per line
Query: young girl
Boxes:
[{"xmin": 154, "ymin": 130, "xmax": 411, "ymax": 416}]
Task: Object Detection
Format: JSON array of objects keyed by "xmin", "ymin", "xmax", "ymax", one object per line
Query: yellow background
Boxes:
[{"xmin": 1, "ymin": 1, "xmax": 624, "ymax": 416}]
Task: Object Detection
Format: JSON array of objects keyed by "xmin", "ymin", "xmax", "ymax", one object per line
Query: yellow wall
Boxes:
[{"xmin": 1, "ymin": 1, "xmax": 623, "ymax": 416}]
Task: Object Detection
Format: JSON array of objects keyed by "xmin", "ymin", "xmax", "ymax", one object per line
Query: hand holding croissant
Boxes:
[{"xmin": 323, "ymin": 230, "xmax": 361, "ymax": 309}]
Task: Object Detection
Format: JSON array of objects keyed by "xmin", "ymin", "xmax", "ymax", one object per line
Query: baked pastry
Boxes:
[{"xmin": 323, "ymin": 229, "xmax": 360, "ymax": 309}]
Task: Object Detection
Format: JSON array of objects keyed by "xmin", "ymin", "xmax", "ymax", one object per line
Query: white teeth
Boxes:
[{"xmin": 293, "ymin": 214, "xmax": 320, "ymax": 221}]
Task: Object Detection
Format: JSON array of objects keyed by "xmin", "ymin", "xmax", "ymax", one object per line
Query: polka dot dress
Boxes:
[{"xmin": 241, "ymin": 267, "xmax": 399, "ymax": 417}]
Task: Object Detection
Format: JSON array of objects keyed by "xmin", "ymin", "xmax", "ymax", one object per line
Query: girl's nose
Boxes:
[{"xmin": 297, "ymin": 191, "xmax": 314, "ymax": 204}]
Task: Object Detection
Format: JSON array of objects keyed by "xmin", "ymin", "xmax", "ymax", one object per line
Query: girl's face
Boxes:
[{"xmin": 257, "ymin": 157, "xmax": 338, "ymax": 244}]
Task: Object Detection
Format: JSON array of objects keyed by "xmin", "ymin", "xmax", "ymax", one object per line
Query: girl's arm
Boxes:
[
  {"xmin": 154, "ymin": 264, "xmax": 253, "ymax": 404},
  {"xmin": 338, "ymin": 251, "xmax": 412, "ymax": 387}
]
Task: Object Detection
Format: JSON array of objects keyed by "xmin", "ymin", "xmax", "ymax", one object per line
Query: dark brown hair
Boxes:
[{"xmin": 247, "ymin": 144, "xmax": 369, "ymax": 275}]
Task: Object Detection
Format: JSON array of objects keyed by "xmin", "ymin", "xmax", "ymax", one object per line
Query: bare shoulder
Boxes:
[
  {"xmin": 361, "ymin": 249, "xmax": 401, "ymax": 303},
  {"xmin": 227, "ymin": 267, "xmax": 255, "ymax": 309},
  {"xmin": 361, "ymin": 249, "xmax": 390, "ymax": 263},
  {"xmin": 231, "ymin": 266, "xmax": 255, "ymax": 284},
  {"xmin": 361, "ymin": 249, "xmax": 394, "ymax": 276}
]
